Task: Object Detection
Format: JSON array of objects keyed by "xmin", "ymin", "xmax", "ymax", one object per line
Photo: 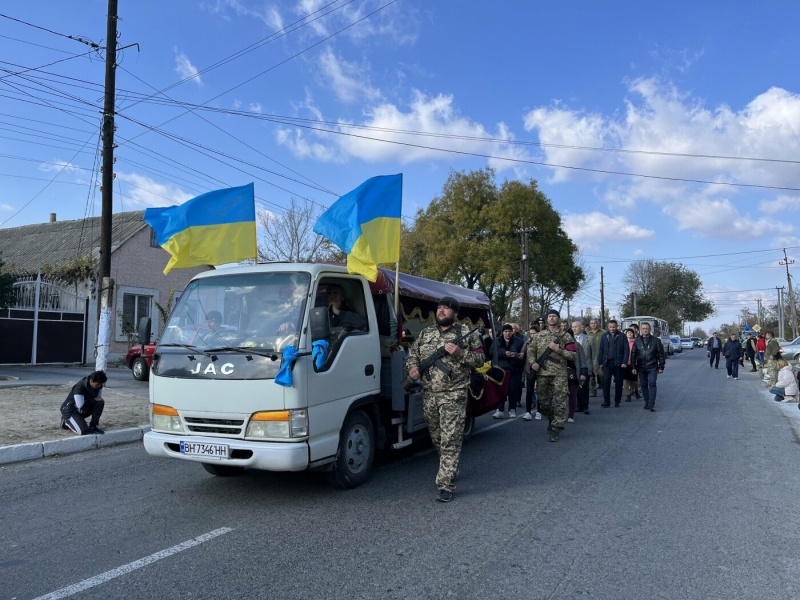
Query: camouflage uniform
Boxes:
[
  {"xmin": 527, "ymin": 325, "xmax": 575, "ymax": 433},
  {"xmin": 406, "ymin": 324, "xmax": 484, "ymax": 492},
  {"xmin": 584, "ymin": 328, "xmax": 605, "ymax": 396},
  {"xmin": 765, "ymin": 338, "xmax": 781, "ymax": 387}
]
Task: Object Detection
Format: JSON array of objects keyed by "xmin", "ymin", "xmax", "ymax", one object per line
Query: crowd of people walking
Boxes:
[{"xmin": 490, "ymin": 312, "xmax": 666, "ymax": 442}]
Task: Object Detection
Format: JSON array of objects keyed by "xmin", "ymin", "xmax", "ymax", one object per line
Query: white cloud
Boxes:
[
  {"xmin": 562, "ymin": 212, "xmax": 654, "ymax": 250},
  {"xmin": 760, "ymin": 195, "xmax": 800, "ymax": 214},
  {"xmin": 663, "ymin": 195, "xmax": 792, "ymax": 238},
  {"xmin": 0, "ymin": 202, "xmax": 13, "ymax": 212},
  {"xmin": 523, "ymin": 78, "xmax": 800, "ymax": 237},
  {"xmin": 205, "ymin": 0, "xmax": 284, "ymax": 30},
  {"xmin": 117, "ymin": 172, "xmax": 193, "ymax": 208},
  {"xmin": 276, "ymin": 90, "xmax": 530, "ymax": 171},
  {"xmin": 293, "ymin": 0, "xmax": 418, "ymax": 45},
  {"xmin": 38, "ymin": 159, "xmax": 83, "ymax": 174},
  {"xmin": 318, "ymin": 47, "xmax": 381, "ymax": 104},
  {"xmin": 249, "ymin": 102, "xmax": 263, "ymax": 113},
  {"xmin": 633, "ymin": 248, "xmax": 644, "ymax": 256},
  {"xmin": 174, "ymin": 50, "xmax": 202, "ymax": 85}
]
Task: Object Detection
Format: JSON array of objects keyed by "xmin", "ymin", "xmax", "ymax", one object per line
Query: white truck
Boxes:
[{"xmin": 142, "ymin": 263, "xmax": 500, "ymax": 488}]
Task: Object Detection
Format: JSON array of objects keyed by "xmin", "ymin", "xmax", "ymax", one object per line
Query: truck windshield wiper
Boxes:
[
  {"xmin": 205, "ymin": 346, "xmax": 279, "ymax": 361},
  {"xmin": 158, "ymin": 343, "xmax": 212, "ymax": 358}
]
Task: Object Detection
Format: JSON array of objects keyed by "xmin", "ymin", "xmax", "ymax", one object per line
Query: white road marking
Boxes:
[
  {"xmin": 32, "ymin": 527, "xmax": 233, "ymax": 600},
  {"xmin": 473, "ymin": 417, "xmax": 518, "ymax": 436}
]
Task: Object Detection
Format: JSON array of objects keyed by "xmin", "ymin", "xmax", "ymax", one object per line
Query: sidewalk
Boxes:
[{"xmin": 0, "ymin": 364, "xmax": 150, "ymax": 458}]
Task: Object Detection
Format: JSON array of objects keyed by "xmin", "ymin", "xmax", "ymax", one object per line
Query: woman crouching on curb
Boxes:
[{"xmin": 770, "ymin": 359, "xmax": 798, "ymax": 403}]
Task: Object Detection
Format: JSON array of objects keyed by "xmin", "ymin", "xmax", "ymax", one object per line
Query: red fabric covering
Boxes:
[{"xmin": 468, "ymin": 376, "xmax": 508, "ymax": 417}]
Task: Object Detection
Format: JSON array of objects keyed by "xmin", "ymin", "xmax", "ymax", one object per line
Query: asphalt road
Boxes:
[
  {"xmin": 0, "ymin": 364, "xmax": 148, "ymax": 396},
  {"xmin": 3, "ymin": 350, "xmax": 800, "ymax": 600}
]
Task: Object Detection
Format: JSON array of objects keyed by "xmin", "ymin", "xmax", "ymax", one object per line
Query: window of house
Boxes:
[
  {"xmin": 149, "ymin": 227, "xmax": 159, "ymax": 248},
  {"xmin": 121, "ymin": 293, "xmax": 152, "ymax": 341}
]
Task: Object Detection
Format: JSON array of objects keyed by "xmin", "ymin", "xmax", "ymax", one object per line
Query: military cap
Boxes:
[{"xmin": 437, "ymin": 296, "xmax": 460, "ymax": 313}]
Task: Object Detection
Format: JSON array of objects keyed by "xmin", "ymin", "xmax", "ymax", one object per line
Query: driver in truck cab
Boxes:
[{"xmin": 325, "ymin": 284, "xmax": 367, "ymax": 331}]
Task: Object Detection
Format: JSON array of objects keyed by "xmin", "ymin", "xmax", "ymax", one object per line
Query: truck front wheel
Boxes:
[
  {"xmin": 328, "ymin": 409, "xmax": 375, "ymax": 489},
  {"xmin": 202, "ymin": 463, "xmax": 245, "ymax": 477},
  {"xmin": 463, "ymin": 416, "xmax": 475, "ymax": 441}
]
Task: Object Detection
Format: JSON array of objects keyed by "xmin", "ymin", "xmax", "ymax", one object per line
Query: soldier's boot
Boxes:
[
  {"xmin": 625, "ymin": 395, "xmax": 632, "ymax": 402},
  {"xmin": 549, "ymin": 428, "xmax": 560, "ymax": 443}
]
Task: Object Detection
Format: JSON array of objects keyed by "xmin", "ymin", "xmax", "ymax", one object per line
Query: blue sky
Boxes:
[{"xmin": 1, "ymin": 0, "xmax": 799, "ymax": 334}]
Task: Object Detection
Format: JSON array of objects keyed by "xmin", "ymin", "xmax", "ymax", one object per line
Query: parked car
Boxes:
[
  {"xmin": 680, "ymin": 338, "xmax": 693, "ymax": 350},
  {"xmin": 125, "ymin": 342, "xmax": 156, "ymax": 381},
  {"xmin": 691, "ymin": 337, "xmax": 702, "ymax": 347},
  {"xmin": 779, "ymin": 337, "xmax": 800, "ymax": 361},
  {"xmin": 670, "ymin": 335, "xmax": 683, "ymax": 354}
]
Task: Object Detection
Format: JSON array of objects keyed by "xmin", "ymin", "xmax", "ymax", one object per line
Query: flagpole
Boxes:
[{"xmin": 394, "ymin": 261, "xmax": 401, "ymax": 335}]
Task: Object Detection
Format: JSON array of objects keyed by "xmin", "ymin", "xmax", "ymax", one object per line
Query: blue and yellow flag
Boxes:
[
  {"xmin": 143, "ymin": 183, "xmax": 256, "ymax": 274},
  {"xmin": 313, "ymin": 174, "xmax": 402, "ymax": 281}
]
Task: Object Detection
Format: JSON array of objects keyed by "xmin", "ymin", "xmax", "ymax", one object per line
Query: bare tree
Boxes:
[{"xmin": 257, "ymin": 198, "xmax": 344, "ymax": 263}]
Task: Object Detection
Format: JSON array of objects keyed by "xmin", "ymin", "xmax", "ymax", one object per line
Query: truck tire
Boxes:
[
  {"xmin": 201, "ymin": 463, "xmax": 245, "ymax": 477},
  {"xmin": 328, "ymin": 409, "xmax": 375, "ymax": 489},
  {"xmin": 463, "ymin": 416, "xmax": 475, "ymax": 441},
  {"xmin": 132, "ymin": 357, "xmax": 150, "ymax": 381}
]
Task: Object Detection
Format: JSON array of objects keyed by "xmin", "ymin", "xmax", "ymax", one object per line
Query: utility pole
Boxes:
[
  {"xmin": 756, "ymin": 298, "xmax": 762, "ymax": 328},
  {"xmin": 96, "ymin": 0, "xmax": 119, "ymax": 371},
  {"xmin": 600, "ymin": 266, "xmax": 605, "ymax": 329},
  {"xmin": 632, "ymin": 292, "xmax": 638, "ymax": 315},
  {"xmin": 566, "ymin": 297, "xmax": 570, "ymax": 323},
  {"xmin": 777, "ymin": 286, "xmax": 785, "ymax": 340},
  {"xmin": 516, "ymin": 220, "xmax": 536, "ymax": 329},
  {"xmin": 780, "ymin": 248, "xmax": 798, "ymax": 339}
]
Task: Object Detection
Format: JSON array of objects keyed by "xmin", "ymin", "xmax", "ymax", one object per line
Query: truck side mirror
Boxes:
[
  {"xmin": 138, "ymin": 317, "xmax": 152, "ymax": 345},
  {"xmin": 309, "ymin": 307, "xmax": 331, "ymax": 341}
]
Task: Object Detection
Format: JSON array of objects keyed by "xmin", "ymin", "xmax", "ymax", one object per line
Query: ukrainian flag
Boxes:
[
  {"xmin": 143, "ymin": 183, "xmax": 256, "ymax": 274},
  {"xmin": 313, "ymin": 174, "xmax": 402, "ymax": 281}
]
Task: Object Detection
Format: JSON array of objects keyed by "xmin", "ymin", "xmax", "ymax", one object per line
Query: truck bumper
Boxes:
[{"xmin": 143, "ymin": 431, "xmax": 309, "ymax": 471}]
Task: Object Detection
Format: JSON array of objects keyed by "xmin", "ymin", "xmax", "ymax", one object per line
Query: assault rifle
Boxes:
[
  {"xmin": 402, "ymin": 327, "xmax": 481, "ymax": 391},
  {"xmin": 528, "ymin": 330, "xmax": 570, "ymax": 385}
]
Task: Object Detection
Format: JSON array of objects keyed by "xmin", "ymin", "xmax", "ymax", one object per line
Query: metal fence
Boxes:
[{"xmin": 12, "ymin": 275, "xmax": 86, "ymax": 313}]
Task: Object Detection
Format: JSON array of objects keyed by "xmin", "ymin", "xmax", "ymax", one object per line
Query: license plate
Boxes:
[{"xmin": 180, "ymin": 441, "xmax": 229, "ymax": 459}]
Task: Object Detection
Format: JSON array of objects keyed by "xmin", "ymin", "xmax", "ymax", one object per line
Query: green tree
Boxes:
[
  {"xmin": 401, "ymin": 168, "xmax": 585, "ymax": 323},
  {"xmin": 0, "ymin": 255, "xmax": 14, "ymax": 309},
  {"xmin": 257, "ymin": 197, "xmax": 345, "ymax": 263},
  {"xmin": 620, "ymin": 260, "xmax": 714, "ymax": 333},
  {"xmin": 691, "ymin": 326, "xmax": 708, "ymax": 339}
]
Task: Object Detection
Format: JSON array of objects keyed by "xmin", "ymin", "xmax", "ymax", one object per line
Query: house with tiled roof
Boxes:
[{"xmin": 0, "ymin": 211, "xmax": 211, "ymax": 363}]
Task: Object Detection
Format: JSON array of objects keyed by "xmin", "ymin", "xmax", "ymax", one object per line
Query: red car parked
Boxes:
[{"xmin": 125, "ymin": 342, "xmax": 157, "ymax": 381}]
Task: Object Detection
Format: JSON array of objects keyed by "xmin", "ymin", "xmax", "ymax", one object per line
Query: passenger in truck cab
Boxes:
[{"xmin": 325, "ymin": 284, "xmax": 367, "ymax": 331}]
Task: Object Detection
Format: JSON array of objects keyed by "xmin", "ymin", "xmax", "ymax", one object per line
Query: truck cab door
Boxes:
[{"xmin": 306, "ymin": 276, "xmax": 380, "ymax": 462}]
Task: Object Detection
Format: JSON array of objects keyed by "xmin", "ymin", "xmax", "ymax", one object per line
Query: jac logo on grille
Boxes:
[{"xmin": 189, "ymin": 362, "xmax": 235, "ymax": 375}]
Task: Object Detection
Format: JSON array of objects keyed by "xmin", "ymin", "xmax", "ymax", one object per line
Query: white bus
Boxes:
[{"xmin": 620, "ymin": 315, "xmax": 674, "ymax": 356}]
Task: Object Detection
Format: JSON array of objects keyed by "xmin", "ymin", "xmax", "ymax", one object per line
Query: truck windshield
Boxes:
[{"xmin": 161, "ymin": 272, "xmax": 310, "ymax": 352}]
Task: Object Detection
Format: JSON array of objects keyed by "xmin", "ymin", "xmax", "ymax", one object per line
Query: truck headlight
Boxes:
[
  {"xmin": 246, "ymin": 409, "xmax": 308, "ymax": 439},
  {"xmin": 151, "ymin": 404, "xmax": 184, "ymax": 433}
]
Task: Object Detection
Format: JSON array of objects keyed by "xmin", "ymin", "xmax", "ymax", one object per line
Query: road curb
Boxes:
[{"xmin": 0, "ymin": 425, "xmax": 151, "ymax": 466}]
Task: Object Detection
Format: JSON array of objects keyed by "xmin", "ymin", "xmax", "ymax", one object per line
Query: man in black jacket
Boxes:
[
  {"xmin": 59, "ymin": 370, "xmax": 107, "ymax": 435},
  {"xmin": 723, "ymin": 333, "xmax": 742, "ymax": 380},
  {"xmin": 597, "ymin": 319, "xmax": 627, "ymax": 408},
  {"xmin": 631, "ymin": 322, "xmax": 666, "ymax": 412},
  {"xmin": 492, "ymin": 324, "xmax": 525, "ymax": 418},
  {"xmin": 707, "ymin": 332, "xmax": 722, "ymax": 368}
]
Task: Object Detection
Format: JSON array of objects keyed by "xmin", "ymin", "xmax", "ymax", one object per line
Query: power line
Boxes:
[
  {"xmin": 0, "ymin": 13, "xmax": 99, "ymax": 49},
  {"xmin": 0, "ymin": 32, "xmax": 77, "ymax": 54},
  {"xmin": 0, "ymin": 132, "xmax": 96, "ymax": 226},
  {"xmin": 0, "ymin": 51, "xmax": 96, "ymax": 81},
  {"xmin": 116, "ymin": 0, "xmax": 400, "ymax": 146},
  {"xmin": 119, "ymin": 0, "xmax": 356, "ymax": 111}
]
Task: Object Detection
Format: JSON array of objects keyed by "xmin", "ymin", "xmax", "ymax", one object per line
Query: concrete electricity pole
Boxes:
[
  {"xmin": 516, "ymin": 220, "xmax": 536, "ymax": 329},
  {"xmin": 96, "ymin": 0, "xmax": 119, "ymax": 371},
  {"xmin": 600, "ymin": 266, "xmax": 605, "ymax": 329},
  {"xmin": 780, "ymin": 249, "xmax": 798, "ymax": 339},
  {"xmin": 777, "ymin": 286, "xmax": 785, "ymax": 340}
]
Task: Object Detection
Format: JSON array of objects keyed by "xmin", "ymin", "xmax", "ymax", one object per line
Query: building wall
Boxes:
[{"xmin": 85, "ymin": 227, "xmax": 212, "ymax": 361}]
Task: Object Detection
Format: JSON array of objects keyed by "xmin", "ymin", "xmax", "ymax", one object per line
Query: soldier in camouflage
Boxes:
[
  {"xmin": 406, "ymin": 295, "xmax": 485, "ymax": 502},
  {"xmin": 527, "ymin": 309, "xmax": 575, "ymax": 442},
  {"xmin": 764, "ymin": 332, "xmax": 781, "ymax": 388},
  {"xmin": 585, "ymin": 318, "xmax": 605, "ymax": 397}
]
